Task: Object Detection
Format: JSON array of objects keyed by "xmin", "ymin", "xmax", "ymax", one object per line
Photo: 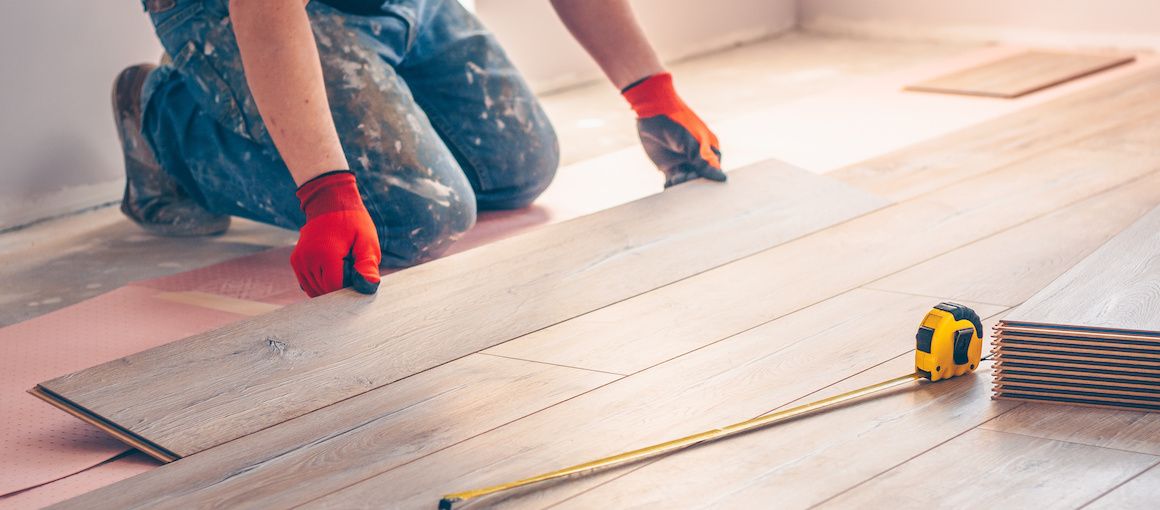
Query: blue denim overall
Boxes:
[{"xmin": 139, "ymin": 0, "xmax": 559, "ymax": 266}]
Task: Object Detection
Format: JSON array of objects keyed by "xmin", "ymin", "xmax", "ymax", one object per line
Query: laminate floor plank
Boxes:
[
  {"xmin": 831, "ymin": 65, "xmax": 1160, "ymax": 201},
  {"xmin": 37, "ymin": 161, "xmax": 888, "ymax": 458},
  {"xmin": 48, "ymin": 354, "xmax": 618, "ymax": 510},
  {"xmin": 486, "ymin": 121, "xmax": 1160, "ymax": 375},
  {"xmin": 295, "ymin": 291, "xmax": 1002, "ymax": 509},
  {"xmin": 818, "ymin": 429, "xmax": 1157, "ymax": 510},
  {"xmin": 905, "ymin": 51, "xmax": 1135, "ymax": 98},
  {"xmin": 1005, "ymin": 203, "xmax": 1160, "ymax": 332},
  {"xmin": 979, "ymin": 402, "xmax": 1160, "ymax": 455},
  {"xmin": 868, "ymin": 153, "xmax": 1160, "ymax": 306},
  {"xmin": 1086, "ymin": 463, "xmax": 1160, "ymax": 509}
]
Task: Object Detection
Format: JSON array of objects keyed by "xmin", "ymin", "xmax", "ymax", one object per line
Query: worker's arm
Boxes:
[
  {"xmin": 549, "ymin": 0, "xmax": 725, "ymax": 187},
  {"xmin": 230, "ymin": 0, "xmax": 380, "ymax": 297}
]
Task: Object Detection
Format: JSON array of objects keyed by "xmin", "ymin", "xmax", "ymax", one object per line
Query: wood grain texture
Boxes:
[
  {"xmin": 1005, "ymin": 203, "xmax": 1160, "ymax": 332},
  {"xmin": 833, "ymin": 64, "xmax": 1160, "ymax": 201},
  {"xmin": 298, "ymin": 291, "xmax": 1003, "ymax": 509},
  {"xmin": 49, "ymin": 354, "xmax": 617, "ymax": 510},
  {"xmin": 869, "ymin": 159, "xmax": 1160, "ymax": 306},
  {"xmin": 980, "ymin": 402, "xmax": 1160, "ymax": 455},
  {"xmin": 485, "ymin": 118, "xmax": 1160, "ymax": 375},
  {"xmin": 1086, "ymin": 463, "xmax": 1160, "ymax": 509},
  {"xmin": 818, "ymin": 429, "xmax": 1157, "ymax": 509},
  {"xmin": 38, "ymin": 161, "xmax": 888, "ymax": 458},
  {"xmin": 905, "ymin": 51, "xmax": 1135, "ymax": 98}
]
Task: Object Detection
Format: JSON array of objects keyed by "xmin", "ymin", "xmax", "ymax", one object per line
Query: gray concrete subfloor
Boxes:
[{"xmin": 0, "ymin": 32, "xmax": 974, "ymax": 327}]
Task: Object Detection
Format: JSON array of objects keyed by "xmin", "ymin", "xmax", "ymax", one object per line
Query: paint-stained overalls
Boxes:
[{"xmin": 140, "ymin": 0, "xmax": 559, "ymax": 266}]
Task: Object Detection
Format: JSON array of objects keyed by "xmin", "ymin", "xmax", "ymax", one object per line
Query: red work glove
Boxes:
[
  {"xmin": 623, "ymin": 72, "xmax": 726, "ymax": 188},
  {"xmin": 291, "ymin": 170, "xmax": 381, "ymax": 297}
]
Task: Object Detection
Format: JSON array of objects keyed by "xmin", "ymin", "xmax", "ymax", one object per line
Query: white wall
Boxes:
[
  {"xmin": 477, "ymin": 0, "xmax": 798, "ymax": 92},
  {"xmin": 0, "ymin": 2, "xmax": 164, "ymax": 231},
  {"xmin": 801, "ymin": 0, "xmax": 1160, "ymax": 49}
]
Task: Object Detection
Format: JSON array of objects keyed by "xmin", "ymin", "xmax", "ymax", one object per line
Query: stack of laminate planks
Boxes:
[{"xmin": 994, "ymin": 205, "xmax": 1160, "ymax": 412}]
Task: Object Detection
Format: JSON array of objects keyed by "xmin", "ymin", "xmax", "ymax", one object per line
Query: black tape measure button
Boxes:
[
  {"xmin": 916, "ymin": 326, "xmax": 934, "ymax": 353},
  {"xmin": 953, "ymin": 329, "xmax": 973, "ymax": 365}
]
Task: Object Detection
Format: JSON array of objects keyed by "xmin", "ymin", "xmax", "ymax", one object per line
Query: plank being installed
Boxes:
[
  {"xmin": 832, "ymin": 64, "xmax": 1160, "ymax": 200},
  {"xmin": 485, "ymin": 116, "xmax": 1160, "ymax": 375},
  {"xmin": 34, "ymin": 160, "xmax": 889, "ymax": 459},
  {"xmin": 818, "ymin": 428, "xmax": 1157, "ymax": 509},
  {"xmin": 1004, "ymin": 203, "xmax": 1160, "ymax": 333},
  {"xmin": 904, "ymin": 51, "xmax": 1135, "ymax": 98}
]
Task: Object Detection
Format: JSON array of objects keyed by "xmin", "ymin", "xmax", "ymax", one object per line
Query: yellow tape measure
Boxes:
[{"xmin": 439, "ymin": 302, "xmax": 983, "ymax": 509}]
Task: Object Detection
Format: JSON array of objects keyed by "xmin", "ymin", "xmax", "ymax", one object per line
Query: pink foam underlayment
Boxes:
[
  {"xmin": 4, "ymin": 45, "xmax": 1152, "ymax": 507},
  {"xmin": 0, "ymin": 286, "xmax": 249, "ymax": 503}
]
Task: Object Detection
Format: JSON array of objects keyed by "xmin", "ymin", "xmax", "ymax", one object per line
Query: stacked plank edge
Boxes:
[{"xmin": 994, "ymin": 205, "xmax": 1160, "ymax": 411}]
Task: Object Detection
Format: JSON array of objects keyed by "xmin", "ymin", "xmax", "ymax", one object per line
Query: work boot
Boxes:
[{"xmin": 113, "ymin": 63, "xmax": 230, "ymax": 236}]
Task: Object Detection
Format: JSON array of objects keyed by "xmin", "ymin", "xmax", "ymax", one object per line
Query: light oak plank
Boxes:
[
  {"xmin": 980, "ymin": 402, "xmax": 1160, "ymax": 455},
  {"xmin": 869, "ymin": 159, "xmax": 1160, "ymax": 306},
  {"xmin": 1006, "ymin": 203, "xmax": 1160, "ymax": 333},
  {"xmin": 993, "ymin": 354, "xmax": 1160, "ymax": 377},
  {"xmin": 995, "ymin": 380, "xmax": 1160, "ymax": 399},
  {"xmin": 995, "ymin": 333, "xmax": 1160, "ymax": 351},
  {"xmin": 296, "ymin": 291, "xmax": 1002, "ymax": 509},
  {"xmin": 1086, "ymin": 463, "xmax": 1160, "ymax": 509},
  {"xmin": 905, "ymin": 51, "xmax": 1135, "ymax": 98},
  {"xmin": 486, "ymin": 118, "xmax": 1160, "ymax": 375},
  {"xmin": 995, "ymin": 371, "xmax": 1160, "ymax": 391},
  {"xmin": 832, "ymin": 65, "xmax": 1160, "ymax": 201},
  {"xmin": 997, "ymin": 393, "xmax": 1160, "ymax": 413},
  {"xmin": 819, "ymin": 428, "xmax": 1157, "ymax": 509},
  {"xmin": 546, "ymin": 311, "xmax": 1009, "ymax": 510},
  {"xmin": 38, "ymin": 161, "xmax": 888, "ymax": 458},
  {"xmin": 995, "ymin": 365, "xmax": 1160, "ymax": 384},
  {"xmin": 49, "ymin": 354, "xmax": 617, "ymax": 509}
]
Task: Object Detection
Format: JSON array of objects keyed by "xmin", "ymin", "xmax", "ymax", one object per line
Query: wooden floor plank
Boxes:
[
  {"xmin": 1085, "ymin": 463, "xmax": 1160, "ymax": 509},
  {"xmin": 868, "ymin": 151, "xmax": 1160, "ymax": 306},
  {"xmin": 818, "ymin": 429, "xmax": 1157, "ymax": 509},
  {"xmin": 48, "ymin": 354, "xmax": 617, "ymax": 510},
  {"xmin": 831, "ymin": 64, "xmax": 1160, "ymax": 201},
  {"xmin": 37, "ymin": 161, "xmax": 888, "ymax": 458},
  {"xmin": 1004, "ymin": 203, "xmax": 1160, "ymax": 332},
  {"xmin": 904, "ymin": 51, "xmax": 1135, "ymax": 98},
  {"xmin": 289, "ymin": 292, "xmax": 1001, "ymax": 509},
  {"xmin": 979, "ymin": 402, "xmax": 1160, "ymax": 455},
  {"xmin": 486, "ymin": 118, "xmax": 1160, "ymax": 375}
]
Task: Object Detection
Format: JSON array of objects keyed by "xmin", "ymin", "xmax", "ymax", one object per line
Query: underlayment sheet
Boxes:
[
  {"xmin": 0, "ymin": 453, "xmax": 156, "ymax": 510},
  {"xmin": 0, "ymin": 287, "xmax": 246, "ymax": 496}
]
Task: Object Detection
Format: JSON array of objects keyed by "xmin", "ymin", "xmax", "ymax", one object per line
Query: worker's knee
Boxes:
[
  {"xmin": 474, "ymin": 123, "xmax": 560, "ymax": 211},
  {"xmin": 363, "ymin": 172, "xmax": 477, "ymax": 268}
]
